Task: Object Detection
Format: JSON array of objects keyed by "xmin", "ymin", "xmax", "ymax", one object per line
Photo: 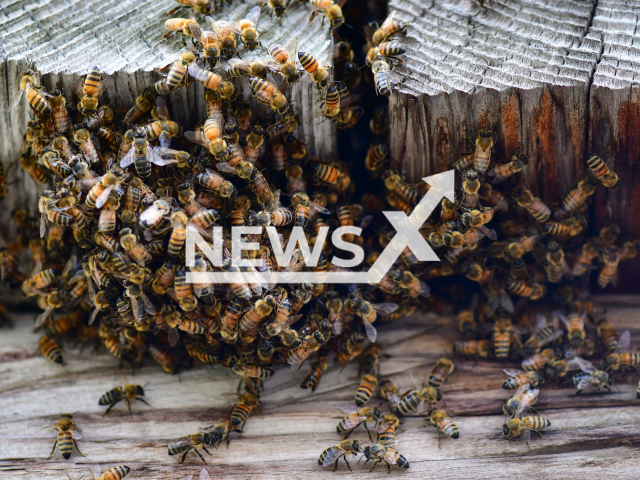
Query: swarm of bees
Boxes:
[{"xmin": 1, "ymin": 0, "xmax": 637, "ymax": 469}]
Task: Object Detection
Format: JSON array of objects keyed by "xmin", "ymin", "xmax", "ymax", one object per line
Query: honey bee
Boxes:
[
  {"xmin": 523, "ymin": 314, "xmax": 563, "ymax": 357},
  {"xmin": 168, "ymin": 432, "xmax": 216, "ymax": 463},
  {"xmin": 99, "ymin": 384, "xmax": 150, "ymax": 414},
  {"xmin": 461, "ymin": 169, "xmax": 481, "ymax": 210},
  {"xmin": 503, "ymin": 416, "xmax": 551, "ymax": 447},
  {"xmin": 205, "ymin": 17, "xmax": 241, "ymax": 58},
  {"xmin": 586, "ymin": 154, "xmax": 619, "ymax": 188},
  {"xmin": 187, "ymin": 62, "xmax": 234, "ymax": 99},
  {"xmin": 170, "ymin": 0, "xmax": 211, "ymax": 14},
  {"xmin": 391, "ymin": 371, "xmax": 441, "ymax": 416},
  {"xmin": 362, "ymin": 443, "xmax": 409, "ymax": 473},
  {"xmin": 124, "ymin": 88, "xmax": 156, "ymax": 125},
  {"xmin": 601, "ymin": 331, "xmax": 640, "ymax": 372},
  {"xmin": 487, "ymin": 153, "xmax": 528, "ymax": 183},
  {"xmin": 572, "ymin": 238, "xmax": 600, "ymax": 276},
  {"xmin": 557, "ymin": 310, "xmax": 586, "ymax": 349},
  {"xmin": 195, "ymin": 170, "xmax": 236, "ymax": 198},
  {"xmin": 556, "ymin": 177, "xmax": 597, "ymax": 217},
  {"xmin": 249, "ymin": 77, "xmax": 288, "ymax": 114},
  {"xmin": 92, "ymin": 465, "xmax": 131, "ymax": 480},
  {"xmin": 48, "ymin": 414, "xmax": 84, "ymax": 460},
  {"xmin": 372, "ymin": 58, "xmax": 403, "ymax": 96},
  {"xmin": 366, "ymin": 41, "xmax": 406, "ymax": 67},
  {"xmin": 572, "ymin": 357, "xmax": 613, "ymax": 394},
  {"xmin": 49, "ymin": 90, "xmax": 71, "ymax": 135},
  {"xmin": 345, "ymin": 292, "xmax": 398, "ymax": 343},
  {"xmin": 337, "ymin": 405, "xmax": 382, "ymax": 441},
  {"xmin": 428, "ymin": 357, "xmax": 455, "ymax": 387},
  {"xmin": 298, "ymin": 51, "xmax": 329, "ymax": 88},
  {"xmin": 426, "ymin": 408, "xmax": 459, "ymax": 447},
  {"xmin": 318, "ymin": 439, "xmax": 362, "ymax": 472},
  {"xmin": 598, "ymin": 245, "xmax": 619, "ymax": 289},
  {"xmin": 229, "ymin": 357, "xmax": 274, "ymax": 395},
  {"xmin": 239, "ymin": 295, "xmax": 276, "ymax": 332},
  {"xmin": 301, "ymin": 352, "xmax": 329, "ymax": 391},
  {"xmin": 229, "ymin": 392, "xmax": 260, "ymax": 432},
  {"xmin": 268, "ymin": 40, "xmax": 301, "ymax": 84},
  {"xmin": 596, "ymin": 318, "xmax": 621, "ymax": 353},
  {"xmin": 503, "ymin": 384, "xmax": 539, "ymax": 418},
  {"xmin": 139, "ymin": 199, "xmax": 171, "ymax": 230},
  {"xmin": 367, "ymin": 11, "xmax": 409, "ymax": 47},
  {"xmin": 70, "ymin": 67, "xmax": 108, "ymax": 115},
  {"xmin": 120, "ymin": 130, "xmax": 177, "ymax": 177},
  {"xmin": 309, "ymin": 0, "xmax": 345, "ymax": 28},
  {"xmin": 227, "ymin": 58, "xmax": 269, "ymax": 79},
  {"xmin": 39, "ymin": 334, "xmax": 63, "ymax": 364},
  {"xmin": 502, "ymin": 369, "xmax": 543, "ymax": 389},
  {"xmin": 10, "ymin": 69, "xmax": 52, "ymax": 115},
  {"xmin": 512, "ymin": 187, "xmax": 551, "ymax": 223},
  {"xmin": 291, "ymin": 192, "xmax": 330, "ymax": 228},
  {"xmin": 545, "ymin": 241, "xmax": 573, "ymax": 283},
  {"xmin": 237, "ymin": 6, "xmax": 261, "ymax": 50}
]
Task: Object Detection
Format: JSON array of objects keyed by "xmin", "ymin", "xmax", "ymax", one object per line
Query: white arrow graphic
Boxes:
[{"xmin": 186, "ymin": 169, "xmax": 455, "ymax": 285}]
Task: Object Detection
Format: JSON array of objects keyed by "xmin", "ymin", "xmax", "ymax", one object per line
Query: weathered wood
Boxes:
[
  {"xmin": 0, "ymin": 0, "xmax": 335, "ymax": 242},
  {"xmin": 1, "ymin": 295, "xmax": 640, "ymax": 478}
]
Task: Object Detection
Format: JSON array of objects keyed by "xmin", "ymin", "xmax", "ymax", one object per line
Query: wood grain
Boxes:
[{"xmin": 1, "ymin": 295, "xmax": 639, "ymax": 479}]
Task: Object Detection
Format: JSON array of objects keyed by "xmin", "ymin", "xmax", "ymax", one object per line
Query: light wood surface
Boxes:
[{"xmin": 1, "ymin": 295, "xmax": 639, "ymax": 479}]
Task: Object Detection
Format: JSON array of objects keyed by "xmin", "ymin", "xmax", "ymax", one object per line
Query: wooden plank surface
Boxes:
[{"xmin": 1, "ymin": 295, "xmax": 640, "ymax": 479}]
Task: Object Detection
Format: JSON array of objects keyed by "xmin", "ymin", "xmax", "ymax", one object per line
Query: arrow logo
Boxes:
[{"xmin": 186, "ymin": 169, "xmax": 455, "ymax": 285}]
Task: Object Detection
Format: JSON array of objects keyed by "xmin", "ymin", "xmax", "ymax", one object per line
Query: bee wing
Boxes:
[
  {"xmin": 322, "ymin": 447, "xmax": 347, "ymax": 467},
  {"xmin": 69, "ymin": 81, "xmax": 85, "ymax": 98},
  {"xmin": 184, "ymin": 130, "xmax": 210, "ymax": 148},
  {"xmin": 363, "ymin": 318, "xmax": 377, "ymax": 343},
  {"xmin": 523, "ymin": 428, "xmax": 531, "ymax": 445},
  {"xmin": 310, "ymin": 202, "xmax": 331, "ymax": 214},
  {"xmin": 503, "ymin": 368, "xmax": 525, "ymax": 377},
  {"xmin": 510, "ymin": 383, "xmax": 530, "ymax": 400},
  {"xmin": 154, "ymin": 146, "xmax": 180, "ymax": 157},
  {"xmin": 159, "ymin": 132, "xmax": 171, "ymax": 149},
  {"xmin": 214, "ymin": 20, "xmax": 242, "ymax": 35},
  {"xmin": 169, "ymin": 436, "xmax": 198, "ymax": 449},
  {"xmin": 245, "ymin": 5, "xmax": 261, "ymax": 25},
  {"xmin": 35, "ymin": 306, "xmax": 54, "ymax": 327},
  {"xmin": 575, "ymin": 356, "xmax": 597, "ymax": 373},
  {"xmin": 95, "ymin": 185, "xmax": 115, "ymax": 209},
  {"xmin": 532, "ymin": 314, "xmax": 547, "ymax": 335},
  {"xmin": 199, "ymin": 468, "xmax": 211, "ymax": 480},
  {"xmin": 554, "ymin": 311, "xmax": 569, "ymax": 330},
  {"xmin": 380, "ymin": 10, "xmax": 397, "ymax": 29},
  {"xmin": 10, "ymin": 88, "xmax": 24, "ymax": 109},
  {"xmin": 409, "ymin": 370, "xmax": 428, "ymax": 391},
  {"xmin": 140, "ymin": 204, "xmax": 164, "ymax": 225},
  {"xmin": 576, "ymin": 375, "xmax": 599, "ymax": 390},
  {"xmin": 216, "ymin": 162, "xmax": 239, "ymax": 175},
  {"xmin": 359, "ymin": 214, "xmax": 374, "ymax": 229},
  {"xmin": 149, "ymin": 146, "xmax": 177, "ymax": 166},
  {"xmin": 120, "ymin": 145, "xmax": 136, "ymax": 168},
  {"xmin": 616, "ymin": 330, "xmax": 631, "ymax": 352},
  {"xmin": 540, "ymin": 329, "xmax": 564, "ymax": 347},
  {"xmin": 338, "ymin": 404, "xmax": 359, "ymax": 415},
  {"xmin": 71, "ymin": 427, "xmax": 83, "ymax": 440},
  {"xmin": 168, "ymin": 327, "xmax": 179, "ymax": 347},
  {"xmin": 372, "ymin": 302, "xmax": 398, "ymax": 314},
  {"xmin": 478, "ymin": 225, "xmax": 497, "ymax": 241}
]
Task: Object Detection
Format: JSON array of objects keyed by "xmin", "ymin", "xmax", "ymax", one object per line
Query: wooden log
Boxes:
[
  {"xmin": 388, "ymin": 0, "xmax": 640, "ymax": 290},
  {"xmin": 1, "ymin": 294, "xmax": 639, "ymax": 478},
  {"xmin": 0, "ymin": 0, "xmax": 335, "ymax": 241}
]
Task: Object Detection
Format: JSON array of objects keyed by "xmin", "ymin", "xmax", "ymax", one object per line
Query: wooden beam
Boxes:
[{"xmin": 2, "ymin": 295, "xmax": 639, "ymax": 478}]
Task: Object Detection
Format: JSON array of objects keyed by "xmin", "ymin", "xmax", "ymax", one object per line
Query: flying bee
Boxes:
[
  {"xmin": 249, "ymin": 77, "xmax": 287, "ymax": 113},
  {"xmin": 557, "ymin": 310, "xmax": 586, "ymax": 349},
  {"xmin": 586, "ymin": 153, "xmax": 619, "ymax": 188},
  {"xmin": 502, "ymin": 367, "xmax": 544, "ymax": 390},
  {"xmin": 120, "ymin": 130, "xmax": 177, "ymax": 177},
  {"xmin": 187, "ymin": 63, "xmax": 234, "ymax": 99},
  {"xmin": 309, "ymin": 0, "xmax": 346, "ymax": 29},
  {"xmin": 367, "ymin": 11, "xmax": 409, "ymax": 46},
  {"xmin": 337, "ymin": 405, "xmax": 382, "ymax": 441},
  {"xmin": 572, "ymin": 357, "xmax": 613, "ymax": 394},
  {"xmin": 503, "ymin": 384, "xmax": 539, "ymax": 418},
  {"xmin": 168, "ymin": 432, "xmax": 216, "ymax": 463},
  {"xmin": 48, "ymin": 414, "xmax": 84, "ymax": 460},
  {"xmin": 10, "ymin": 69, "xmax": 52, "ymax": 115},
  {"xmin": 99, "ymin": 384, "xmax": 150, "ymax": 414},
  {"xmin": 512, "ymin": 187, "xmax": 551, "ymax": 223},
  {"xmin": 503, "ymin": 415, "xmax": 551, "ymax": 447},
  {"xmin": 298, "ymin": 51, "xmax": 330, "ymax": 88},
  {"xmin": 70, "ymin": 67, "xmax": 108, "ymax": 115},
  {"xmin": 487, "ymin": 153, "xmax": 528, "ymax": 183},
  {"xmin": 361, "ymin": 443, "xmax": 409, "ymax": 473},
  {"xmin": 391, "ymin": 371, "xmax": 441, "ymax": 416},
  {"xmin": 426, "ymin": 408, "xmax": 459, "ymax": 448},
  {"xmin": 238, "ymin": 6, "xmax": 262, "ymax": 50},
  {"xmin": 600, "ymin": 331, "xmax": 640, "ymax": 372},
  {"xmin": 318, "ymin": 439, "xmax": 362, "ymax": 471}
]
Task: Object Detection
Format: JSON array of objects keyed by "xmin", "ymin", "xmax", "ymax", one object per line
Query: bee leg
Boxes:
[
  {"xmin": 136, "ymin": 397, "xmax": 151, "ymax": 407},
  {"xmin": 532, "ymin": 430, "xmax": 544, "ymax": 438},
  {"xmin": 239, "ymin": 418, "xmax": 248, "ymax": 435},
  {"xmin": 195, "ymin": 448, "xmax": 207, "ymax": 464},
  {"xmin": 343, "ymin": 427, "xmax": 354, "ymax": 440},
  {"xmin": 385, "ymin": 460, "xmax": 391, "ymax": 474},
  {"xmin": 202, "ymin": 446, "xmax": 211, "ymax": 455},
  {"xmin": 47, "ymin": 440, "xmax": 58, "ymax": 459},
  {"xmin": 126, "ymin": 399, "xmax": 132, "ymax": 413},
  {"xmin": 343, "ymin": 454, "xmax": 352, "ymax": 471},
  {"xmin": 73, "ymin": 439, "xmax": 85, "ymax": 457},
  {"xmin": 364, "ymin": 421, "xmax": 373, "ymax": 442},
  {"xmin": 575, "ymin": 389, "xmax": 582, "ymax": 396},
  {"xmin": 605, "ymin": 386, "xmax": 612, "ymax": 393},
  {"xmin": 103, "ymin": 399, "xmax": 121, "ymax": 415},
  {"xmin": 369, "ymin": 460, "xmax": 380, "ymax": 472},
  {"xmin": 437, "ymin": 428, "xmax": 442, "ymax": 449},
  {"xmin": 181, "ymin": 447, "xmax": 192, "ymax": 463}
]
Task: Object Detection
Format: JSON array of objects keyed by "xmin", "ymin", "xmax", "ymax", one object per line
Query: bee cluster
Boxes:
[
  {"xmin": 0, "ymin": 0, "xmax": 638, "ymax": 469},
  {"xmin": 319, "ymin": 349, "xmax": 458, "ymax": 472}
]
